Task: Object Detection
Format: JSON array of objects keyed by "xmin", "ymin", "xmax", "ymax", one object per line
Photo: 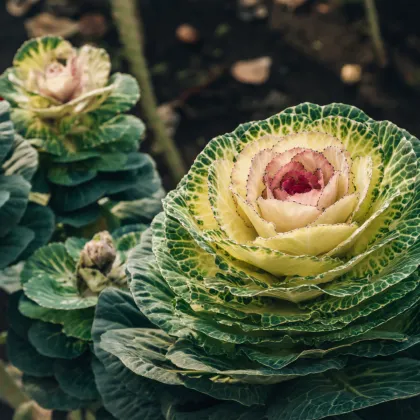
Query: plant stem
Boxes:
[
  {"xmin": 111, "ymin": 0, "xmax": 186, "ymax": 184},
  {"xmin": 364, "ymin": 0, "xmax": 387, "ymax": 67},
  {"xmin": 0, "ymin": 361, "xmax": 29, "ymax": 410}
]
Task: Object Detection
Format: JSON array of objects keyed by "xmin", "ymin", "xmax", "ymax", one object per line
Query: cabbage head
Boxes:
[
  {"xmin": 0, "ymin": 36, "xmax": 137, "ymax": 150},
  {"xmin": 113, "ymin": 103, "xmax": 420, "ymax": 420},
  {"xmin": 0, "ymin": 36, "xmax": 163, "ymax": 228}
]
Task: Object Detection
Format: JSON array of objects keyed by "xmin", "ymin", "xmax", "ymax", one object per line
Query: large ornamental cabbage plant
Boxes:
[
  {"xmin": 0, "ymin": 36, "xmax": 163, "ymax": 229},
  {"xmin": 92, "ymin": 103, "xmax": 420, "ymax": 420}
]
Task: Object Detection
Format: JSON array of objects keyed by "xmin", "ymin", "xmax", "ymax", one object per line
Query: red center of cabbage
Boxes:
[{"xmin": 280, "ymin": 170, "xmax": 321, "ymax": 195}]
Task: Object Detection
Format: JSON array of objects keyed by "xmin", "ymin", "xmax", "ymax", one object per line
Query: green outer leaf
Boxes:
[
  {"xmin": 23, "ymin": 272, "xmax": 97, "ymax": 310},
  {"xmin": 110, "ymin": 153, "xmax": 162, "ymax": 201},
  {"xmin": 21, "ymin": 242, "xmax": 76, "ymax": 285},
  {"xmin": 56, "ymin": 204, "xmax": 101, "ymax": 228},
  {"xmin": 0, "ymin": 101, "xmax": 14, "ymax": 162},
  {"xmin": 71, "ymin": 114, "xmax": 144, "ymax": 151},
  {"xmin": 7, "ymin": 329, "xmax": 55, "ymax": 377},
  {"xmin": 28, "ymin": 321, "xmax": 88, "ymax": 359},
  {"xmin": 355, "ymin": 396, "xmax": 420, "ymax": 420},
  {"xmin": 17, "ymin": 203, "xmax": 55, "ymax": 262},
  {"xmin": 266, "ymin": 357, "xmax": 420, "ymax": 420},
  {"xmin": 92, "ymin": 357, "xmax": 164, "ymax": 420},
  {"xmin": 160, "ymin": 389, "xmax": 266, "ymax": 420},
  {"xmin": 23, "ymin": 375, "xmax": 90, "ymax": 411},
  {"xmin": 92, "ymin": 73, "xmax": 140, "ymax": 116},
  {"xmin": 54, "ymin": 354, "xmax": 100, "ymax": 401},
  {"xmin": 8, "ymin": 291, "xmax": 32, "ymax": 339},
  {"xmin": 115, "ymin": 224, "xmax": 148, "ymax": 263},
  {"xmin": 47, "ymin": 163, "xmax": 97, "ymax": 187},
  {"xmin": 0, "ymin": 174, "xmax": 30, "ymax": 237},
  {"xmin": 19, "ymin": 295, "xmax": 94, "ymax": 341},
  {"xmin": 100, "ymin": 327, "xmax": 274, "ymax": 405},
  {"xmin": 64, "ymin": 237, "xmax": 88, "ymax": 262},
  {"xmin": 0, "ymin": 226, "xmax": 34, "ymax": 269},
  {"xmin": 92, "ymin": 288, "xmax": 166, "ymax": 420},
  {"xmin": 21, "ymin": 242, "xmax": 97, "ymax": 310}
]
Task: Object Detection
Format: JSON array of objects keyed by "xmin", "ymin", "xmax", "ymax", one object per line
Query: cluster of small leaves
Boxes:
[{"xmin": 6, "ymin": 225, "xmax": 147, "ymax": 413}]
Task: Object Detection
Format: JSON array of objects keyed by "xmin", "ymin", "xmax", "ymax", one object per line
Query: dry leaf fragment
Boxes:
[
  {"xmin": 25, "ymin": 13, "xmax": 79, "ymax": 38},
  {"xmin": 231, "ymin": 57, "xmax": 272, "ymax": 84},
  {"xmin": 6, "ymin": 0, "xmax": 40, "ymax": 17}
]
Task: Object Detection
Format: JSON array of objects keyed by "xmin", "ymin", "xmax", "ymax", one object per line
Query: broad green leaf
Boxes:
[
  {"xmin": 0, "ymin": 226, "xmax": 34, "ymax": 269},
  {"xmin": 28, "ymin": 321, "xmax": 88, "ymax": 359},
  {"xmin": 17, "ymin": 203, "xmax": 55, "ymax": 261},
  {"xmin": 92, "ymin": 73, "xmax": 140, "ymax": 116},
  {"xmin": 23, "ymin": 375, "xmax": 89, "ymax": 411},
  {"xmin": 54, "ymin": 353, "xmax": 100, "ymax": 400},
  {"xmin": 56, "ymin": 204, "xmax": 101, "ymax": 228},
  {"xmin": 92, "ymin": 288, "xmax": 165, "ymax": 420},
  {"xmin": 23, "ymin": 273, "xmax": 97, "ymax": 310},
  {"xmin": 21, "ymin": 243, "xmax": 97, "ymax": 310},
  {"xmin": 64, "ymin": 237, "xmax": 88, "ymax": 262},
  {"xmin": 7, "ymin": 291, "xmax": 32, "ymax": 339},
  {"xmin": 266, "ymin": 357, "xmax": 420, "ymax": 420},
  {"xmin": 0, "ymin": 174, "xmax": 30, "ymax": 237},
  {"xmin": 71, "ymin": 114, "xmax": 144, "ymax": 151},
  {"xmin": 19, "ymin": 295, "xmax": 94, "ymax": 341},
  {"xmin": 92, "ymin": 357, "xmax": 164, "ymax": 420},
  {"xmin": 7, "ymin": 329, "xmax": 55, "ymax": 377},
  {"xmin": 47, "ymin": 163, "xmax": 97, "ymax": 187},
  {"xmin": 160, "ymin": 389, "xmax": 266, "ymax": 420},
  {"xmin": 21, "ymin": 243, "xmax": 75, "ymax": 285}
]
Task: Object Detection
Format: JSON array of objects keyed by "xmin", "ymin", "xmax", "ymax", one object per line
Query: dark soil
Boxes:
[{"xmin": 1, "ymin": 0, "xmax": 420, "ymax": 417}]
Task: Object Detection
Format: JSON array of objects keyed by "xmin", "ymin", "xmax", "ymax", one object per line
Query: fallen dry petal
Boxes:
[
  {"xmin": 25, "ymin": 13, "xmax": 80, "ymax": 38},
  {"xmin": 231, "ymin": 57, "xmax": 273, "ymax": 84},
  {"xmin": 6, "ymin": 0, "xmax": 40, "ymax": 16}
]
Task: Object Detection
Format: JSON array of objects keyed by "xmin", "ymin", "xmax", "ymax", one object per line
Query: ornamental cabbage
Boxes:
[
  {"xmin": 0, "ymin": 36, "xmax": 116, "ymax": 141},
  {"xmin": 0, "ymin": 36, "xmax": 163, "ymax": 228},
  {"xmin": 97, "ymin": 103, "xmax": 420, "ymax": 420},
  {"xmin": 6, "ymin": 225, "xmax": 147, "ymax": 412}
]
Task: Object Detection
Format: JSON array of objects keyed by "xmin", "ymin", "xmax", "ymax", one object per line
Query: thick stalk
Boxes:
[
  {"xmin": 364, "ymin": 0, "xmax": 387, "ymax": 67},
  {"xmin": 111, "ymin": 0, "xmax": 186, "ymax": 184}
]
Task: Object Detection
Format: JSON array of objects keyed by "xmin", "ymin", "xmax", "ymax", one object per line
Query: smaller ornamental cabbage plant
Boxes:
[
  {"xmin": 7, "ymin": 224, "xmax": 147, "ymax": 413},
  {"xmin": 0, "ymin": 36, "xmax": 163, "ymax": 228},
  {"xmin": 0, "ymin": 100, "xmax": 54, "ymax": 273},
  {"xmin": 94, "ymin": 103, "xmax": 420, "ymax": 420}
]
